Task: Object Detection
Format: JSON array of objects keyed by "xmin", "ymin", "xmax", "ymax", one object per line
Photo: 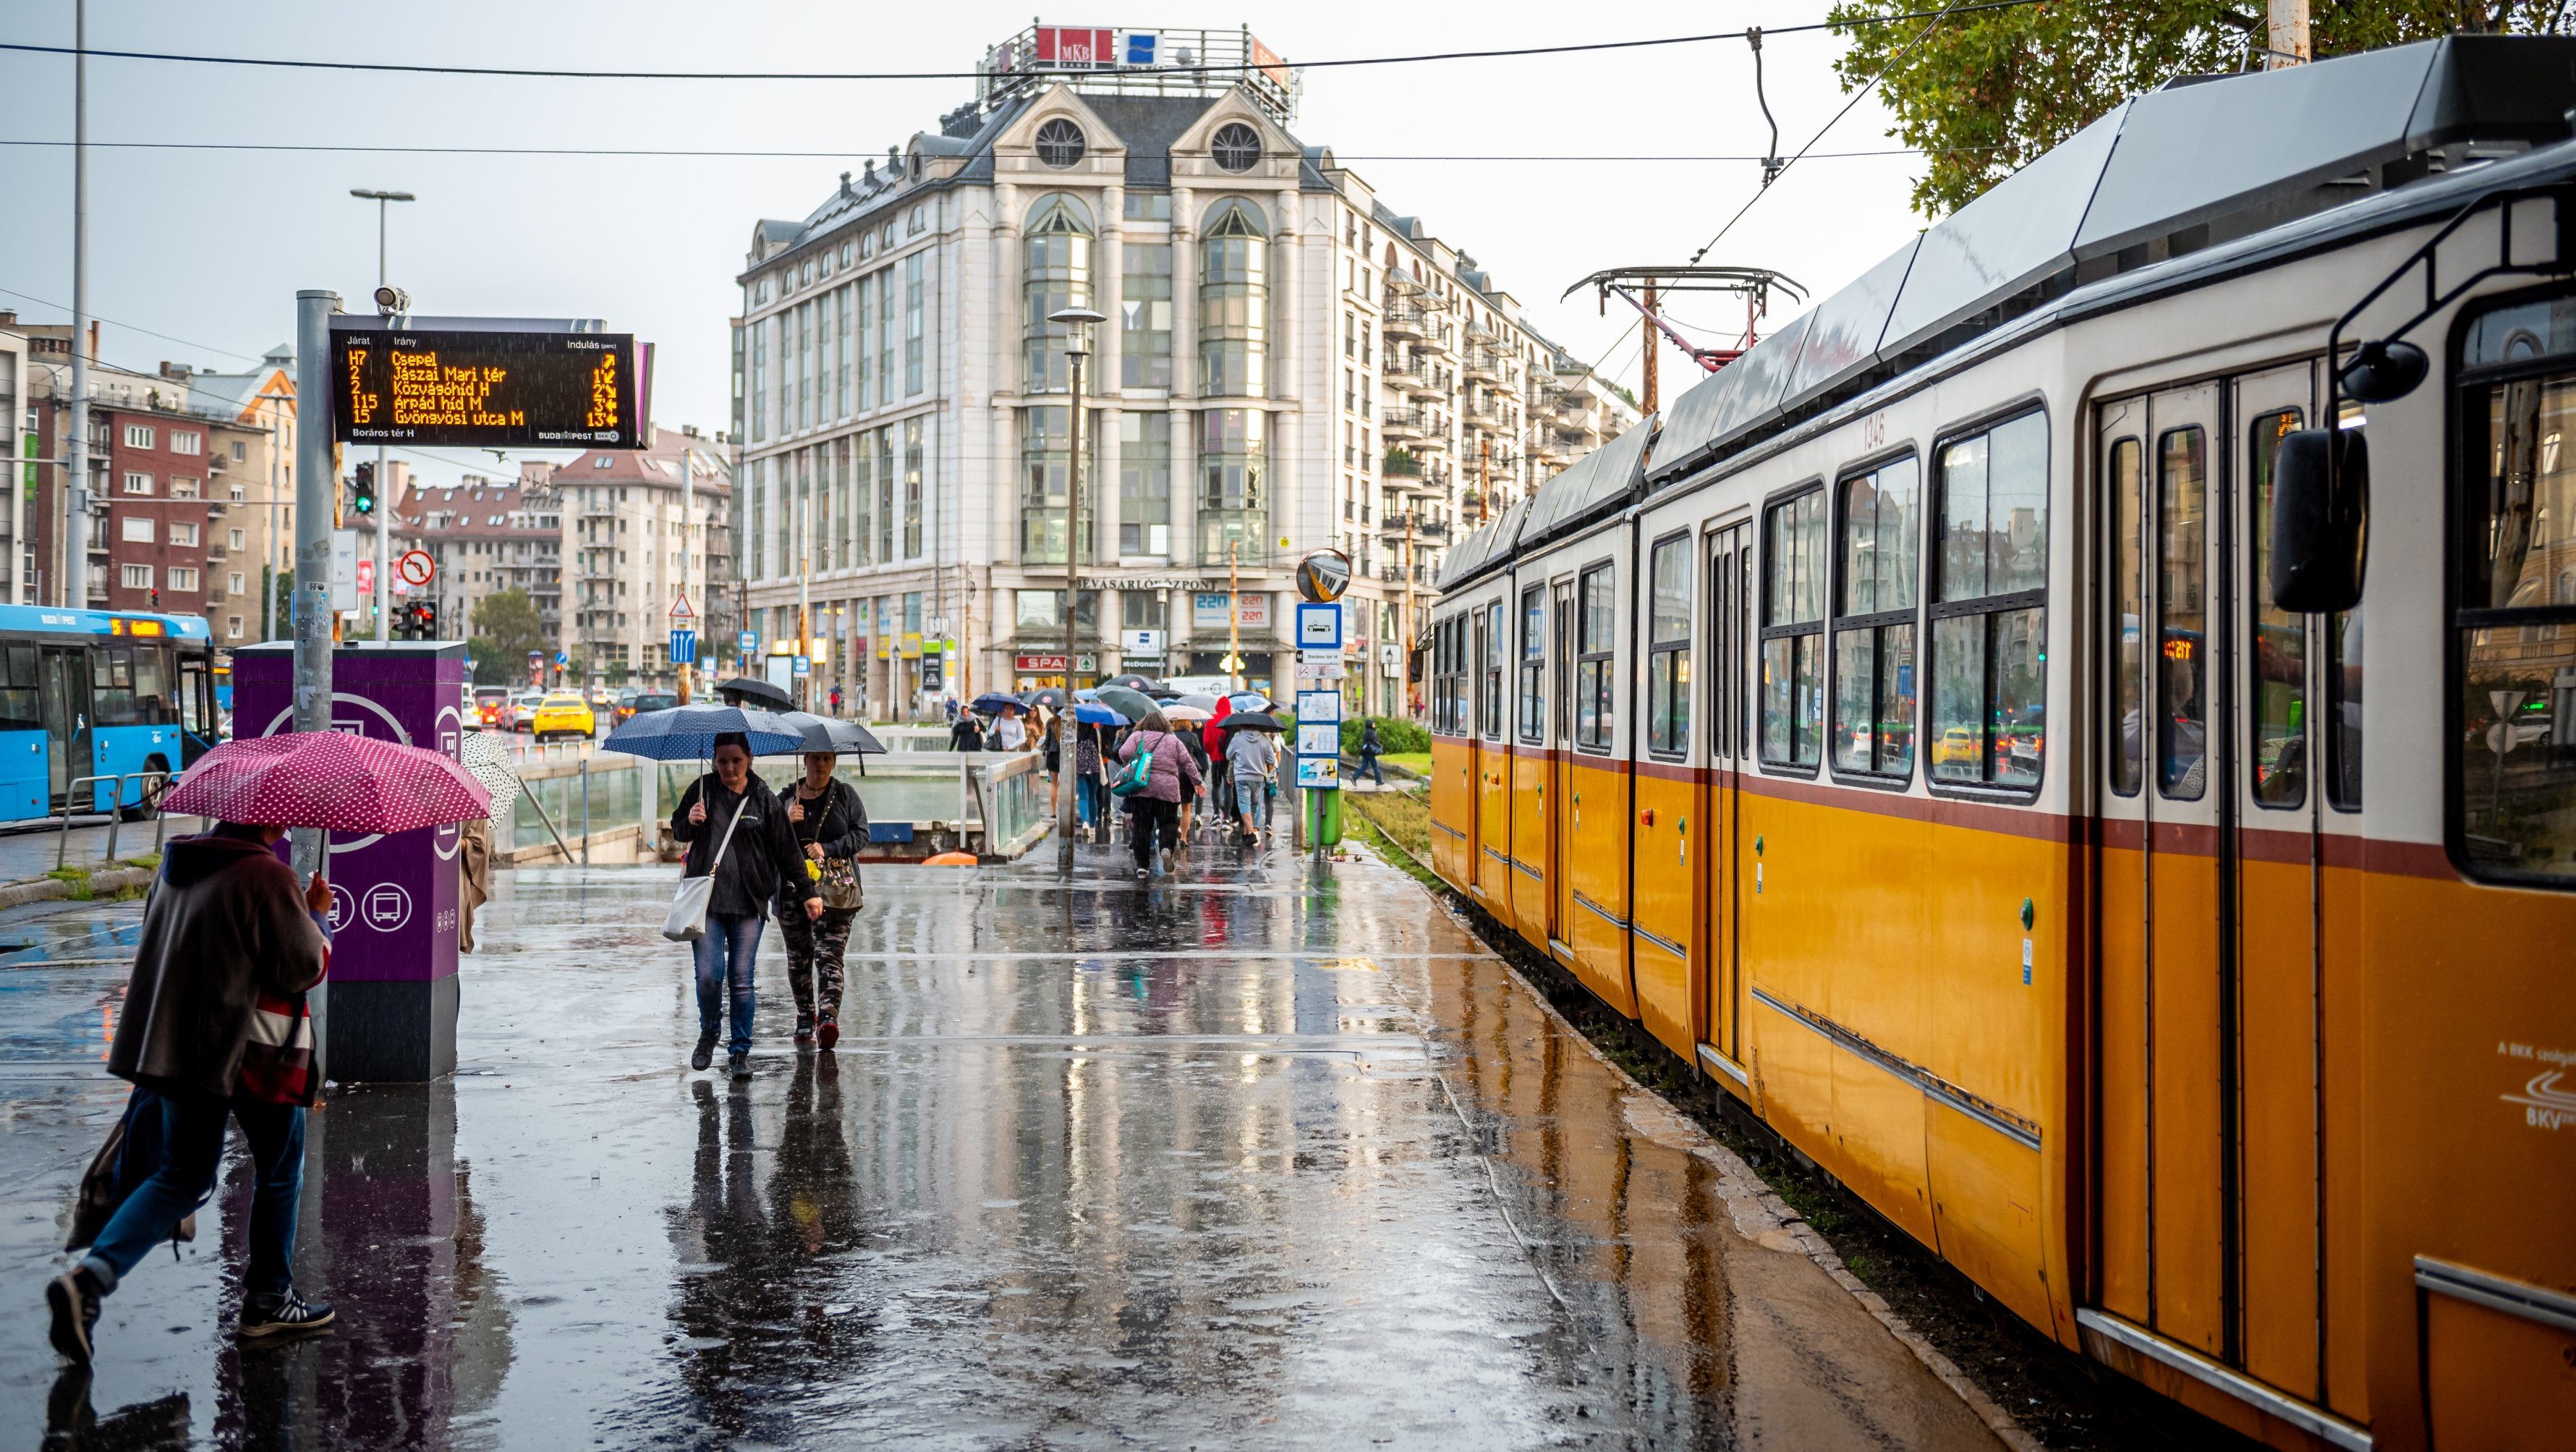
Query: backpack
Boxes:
[{"xmin": 1109, "ymin": 733, "xmax": 1160, "ymax": 797}]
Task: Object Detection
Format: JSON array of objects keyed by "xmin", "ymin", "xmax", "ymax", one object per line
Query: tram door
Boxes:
[
  {"xmin": 1701, "ymin": 524, "xmax": 1752, "ymax": 1068},
  {"xmin": 2094, "ymin": 371, "xmax": 2327, "ymax": 1398},
  {"xmin": 1549, "ymin": 579, "xmax": 1576, "ymax": 951}
]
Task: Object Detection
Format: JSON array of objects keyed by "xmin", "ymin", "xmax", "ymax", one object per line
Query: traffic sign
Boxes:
[
  {"xmin": 554, "ymin": 651, "xmax": 569, "ymax": 666},
  {"xmin": 792, "ymin": 655, "xmax": 811, "ymax": 679},
  {"xmin": 738, "ymin": 630, "xmax": 757, "ymax": 655},
  {"xmin": 670, "ymin": 591, "xmax": 695, "ymax": 621},
  {"xmin": 1296, "ymin": 602, "xmax": 1343, "ymax": 650},
  {"xmin": 396, "ymin": 549, "xmax": 435, "ymax": 587},
  {"xmin": 669, "ymin": 629, "xmax": 697, "ymax": 666}
]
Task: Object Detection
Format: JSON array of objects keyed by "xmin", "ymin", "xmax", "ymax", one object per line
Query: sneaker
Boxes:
[
  {"xmin": 794, "ymin": 1014, "xmax": 815, "ymax": 1049},
  {"xmin": 816, "ymin": 1016, "xmax": 838, "ymax": 1053},
  {"xmin": 728, "ymin": 1051, "xmax": 751, "ymax": 1079},
  {"xmin": 238, "ymin": 1288, "xmax": 334, "ymax": 1340},
  {"xmin": 1134, "ymin": 866, "xmax": 1149, "ymax": 881},
  {"xmin": 689, "ymin": 1036, "xmax": 715, "ymax": 1072},
  {"xmin": 46, "ymin": 1268, "xmax": 101, "ymax": 1364}
]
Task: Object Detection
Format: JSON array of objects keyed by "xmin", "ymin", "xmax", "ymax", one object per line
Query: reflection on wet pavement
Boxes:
[{"xmin": 4, "ymin": 844, "xmax": 2001, "ymax": 1449}]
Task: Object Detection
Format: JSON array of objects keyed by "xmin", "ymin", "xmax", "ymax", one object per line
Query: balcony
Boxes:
[
  {"xmin": 1464, "ymin": 403, "xmax": 1505, "ymax": 432},
  {"xmin": 1382, "ymin": 364, "xmax": 1427, "ymax": 394},
  {"xmin": 1380, "ymin": 409, "xmax": 1427, "ymax": 440},
  {"xmin": 1464, "ymin": 349, "xmax": 1506, "ymax": 383},
  {"xmin": 1381, "ymin": 302, "xmax": 1431, "ymax": 339},
  {"xmin": 1400, "ymin": 370, "xmax": 1442, "ymax": 402}
]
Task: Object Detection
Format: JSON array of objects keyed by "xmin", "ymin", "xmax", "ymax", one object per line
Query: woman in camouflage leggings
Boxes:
[{"xmin": 775, "ymin": 752, "xmax": 867, "ymax": 1050}]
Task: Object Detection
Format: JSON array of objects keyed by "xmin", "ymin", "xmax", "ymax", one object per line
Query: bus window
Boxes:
[
  {"xmin": 91, "ymin": 645, "xmax": 136, "ymax": 726},
  {"xmin": 0, "ymin": 647, "xmax": 36, "ymax": 732},
  {"xmin": 133, "ymin": 646, "xmax": 174, "ymax": 726},
  {"xmin": 178, "ymin": 657, "xmax": 211, "ymax": 737}
]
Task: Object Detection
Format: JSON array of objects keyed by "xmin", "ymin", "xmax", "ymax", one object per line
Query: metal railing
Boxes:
[{"xmin": 56, "ymin": 769, "xmax": 174, "ymax": 870}]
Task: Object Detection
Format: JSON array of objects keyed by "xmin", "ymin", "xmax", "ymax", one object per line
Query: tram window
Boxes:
[
  {"xmin": 2156, "ymin": 427, "xmax": 2209, "ymax": 799},
  {"xmin": 2454, "ymin": 347, "xmax": 2576, "ymax": 883},
  {"xmin": 1518, "ymin": 585, "xmax": 1544, "ymax": 742},
  {"xmin": 1576, "ymin": 563, "xmax": 1615, "ymax": 751},
  {"xmin": 1760, "ymin": 488, "xmax": 1826, "ymax": 768},
  {"xmin": 1929, "ymin": 411, "xmax": 2049, "ymax": 789},
  {"xmin": 0, "ymin": 645, "xmax": 35, "ymax": 731},
  {"xmin": 2248, "ymin": 409, "xmax": 2307, "ymax": 808},
  {"xmin": 2109, "ymin": 437, "xmax": 2146, "ymax": 794},
  {"xmin": 1832, "ymin": 457, "xmax": 1919, "ymax": 777},
  {"xmin": 1646, "ymin": 535, "xmax": 1692, "ymax": 755},
  {"xmin": 1480, "ymin": 600, "xmax": 1505, "ymax": 740}
]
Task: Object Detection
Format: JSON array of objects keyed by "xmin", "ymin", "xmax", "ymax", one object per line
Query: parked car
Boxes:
[
  {"xmin": 532, "ymin": 692, "xmax": 597, "ymax": 742},
  {"xmin": 508, "ymin": 692, "xmax": 545, "ymax": 731}
]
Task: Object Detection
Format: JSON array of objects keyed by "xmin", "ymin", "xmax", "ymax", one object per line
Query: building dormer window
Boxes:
[
  {"xmin": 1035, "ymin": 118, "xmax": 1086, "ymax": 169},
  {"xmin": 1211, "ymin": 122, "xmax": 1261, "ymax": 174}
]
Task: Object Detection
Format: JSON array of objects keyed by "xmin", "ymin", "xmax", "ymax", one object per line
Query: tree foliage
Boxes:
[
  {"xmin": 1829, "ymin": 1, "xmax": 2568, "ymax": 218},
  {"xmin": 465, "ymin": 588, "xmax": 551, "ymax": 685}
]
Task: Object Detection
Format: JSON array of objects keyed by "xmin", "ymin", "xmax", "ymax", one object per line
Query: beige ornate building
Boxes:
[{"xmin": 734, "ymin": 30, "xmax": 1635, "ymax": 717}]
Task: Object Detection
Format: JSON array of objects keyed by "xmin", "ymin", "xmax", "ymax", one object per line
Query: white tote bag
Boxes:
[{"xmin": 663, "ymin": 790, "xmax": 749, "ymax": 943}]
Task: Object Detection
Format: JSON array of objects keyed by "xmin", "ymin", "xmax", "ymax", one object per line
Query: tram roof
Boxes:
[{"xmin": 1643, "ymin": 33, "xmax": 2576, "ymax": 491}]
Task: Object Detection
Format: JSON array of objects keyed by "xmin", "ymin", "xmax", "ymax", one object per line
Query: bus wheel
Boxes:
[{"xmin": 122, "ymin": 755, "xmax": 170, "ymax": 823}]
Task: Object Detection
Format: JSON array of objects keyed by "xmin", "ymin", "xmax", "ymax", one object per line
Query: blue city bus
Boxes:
[{"xmin": 0, "ymin": 606, "xmax": 220, "ymax": 820}]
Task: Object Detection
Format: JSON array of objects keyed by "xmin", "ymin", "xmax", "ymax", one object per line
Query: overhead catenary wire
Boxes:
[
  {"xmin": 0, "ymin": 139, "xmax": 1998, "ymax": 162},
  {"xmin": 1688, "ymin": 0, "xmax": 1969, "ymax": 266},
  {"xmin": 0, "ymin": 1, "xmax": 2048, "ymax": 82}
]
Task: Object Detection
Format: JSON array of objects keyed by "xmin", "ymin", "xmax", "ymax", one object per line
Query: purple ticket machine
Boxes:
[{"xmin": 234, "ymin": 641, "xmax": 467, "ymax": 1082}]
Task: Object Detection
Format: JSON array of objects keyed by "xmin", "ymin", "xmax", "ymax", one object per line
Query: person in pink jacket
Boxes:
[{"xmin": 1117, "ymin": 708, "xmax": 1203, "ymax": 880}]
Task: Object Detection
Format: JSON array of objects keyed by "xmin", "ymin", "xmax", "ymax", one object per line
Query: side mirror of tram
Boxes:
[{"xmin": 2269, "ymin": 427, "xmax": 2369, "ymax": 614}]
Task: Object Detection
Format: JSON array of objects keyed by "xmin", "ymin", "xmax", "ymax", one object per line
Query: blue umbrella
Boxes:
[
  {"xmin": 602, "ymin": 704, "xmax": 805, "ymax": 760},
  {"xmin": 1072, "ymin": 702, "xmax": 1128, "ymax": 726},
  {"xmin": 969, "ymin": 692, "xmax": 1021, "ymax": 716}
]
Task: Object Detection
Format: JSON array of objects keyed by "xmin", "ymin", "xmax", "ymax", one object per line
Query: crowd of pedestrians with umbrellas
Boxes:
[{"xmin": 944, "ymin": 675, "xmax": 1286, "ymax": 875}]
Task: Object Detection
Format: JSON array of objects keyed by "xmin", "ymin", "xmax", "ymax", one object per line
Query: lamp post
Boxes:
[
  {"xmin": 1049, "ymin": 305, "xmax": 1106, "ymax": 878},
  {"xmin": 349, "ymin": 189, "xmax": 413, "ymax": 643}
]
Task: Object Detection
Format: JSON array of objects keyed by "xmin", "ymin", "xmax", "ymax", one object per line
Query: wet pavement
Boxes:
[{"xmin": 1, "ymin": 841, "xmax": 2005, "ymax": 1450}]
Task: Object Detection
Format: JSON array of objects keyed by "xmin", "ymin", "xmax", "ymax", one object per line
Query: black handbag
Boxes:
[{"xmin": 66, "ymin": 1087, "xmax": 192, "ymax": 1253}]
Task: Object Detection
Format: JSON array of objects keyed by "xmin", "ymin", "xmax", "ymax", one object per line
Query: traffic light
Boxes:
[
  {"xmin": 418, "ymin": 598, "xmax": 438, "ymax": 638},
  {"xmin": 351, "ymin": 461, "xmax": 376, "ymax": 518}
]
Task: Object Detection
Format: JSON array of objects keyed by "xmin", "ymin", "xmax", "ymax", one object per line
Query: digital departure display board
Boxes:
[{"xmin": 330, "ymin": 327, "xmax": 641, "ymax": 447}]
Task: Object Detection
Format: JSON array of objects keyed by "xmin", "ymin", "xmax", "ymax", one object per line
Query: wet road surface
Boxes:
[{"xmin": 1, "ymin": 843, "xmax": 2005, "ymax": 1449}]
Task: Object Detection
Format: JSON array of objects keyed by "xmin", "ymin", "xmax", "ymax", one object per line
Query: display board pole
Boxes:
[{"xmin": 291, "ymin": 290, "xmax": 342, "ymax": 881}]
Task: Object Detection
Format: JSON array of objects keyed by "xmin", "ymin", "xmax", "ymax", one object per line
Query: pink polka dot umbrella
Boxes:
[{"xmin": 161, "ymin": 731, "xmax": 491, "ymax": 833}]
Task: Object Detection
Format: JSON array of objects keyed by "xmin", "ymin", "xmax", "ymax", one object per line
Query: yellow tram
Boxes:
[{"xmin": 1425, "ymin": 38, "xmax": 2576, "ymax": 1451}]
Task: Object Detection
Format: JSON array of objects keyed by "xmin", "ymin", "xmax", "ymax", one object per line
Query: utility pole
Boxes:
[
  {"xmin": 350, "ymin": 189, "xmax": 412, "ymax": 643},
  {"xmin": 1401, "ymin": 514, "xmax": 1416, "ymax": 719},
  {"xmin": 1641, "ymin": 279, "xmax": 1660, "ymax": 415},
  {"xmin": 2266, "ymin": 0, "xmax": 2311, "ymax": 67},
  {"xmin": 1050, "ymin": 305, "xmax": 1105, "ymax": 876},
  {"xmin": 291, "ymin": 291, "xmax": 341, "ymax": 882},
  {"xmin": 64, "ymin": 0, "xmax": 88, "ymax": 611}
]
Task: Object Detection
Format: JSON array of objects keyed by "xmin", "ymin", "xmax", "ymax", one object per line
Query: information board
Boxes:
[{"xmin": 331, "ymin": 326, "xmax": 641, "ymax": 447}]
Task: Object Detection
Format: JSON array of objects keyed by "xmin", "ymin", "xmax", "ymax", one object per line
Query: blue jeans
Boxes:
[
  {"xmin": 1358, "ymin": 753, "xmax": 1385, "ymax": 784},
  {"xmin": 83, "ymin": 1087, "xmax": 304, "ymax": 1300},
  {"xmin": 1076, "ymin": 773, "xmax": 1103, "ymax": 829},
  {"xmin": 693, "ymin": 911, "xmax": 765, "ymax": 1056}
]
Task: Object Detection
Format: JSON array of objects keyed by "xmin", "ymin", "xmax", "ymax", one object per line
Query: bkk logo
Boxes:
[{"xmin": 2499, "ymin": 1042, "xmax": 2576, "ymax": 1132}]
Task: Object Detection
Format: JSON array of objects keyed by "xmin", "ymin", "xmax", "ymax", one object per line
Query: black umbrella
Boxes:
[
  {"xmin": 713, "ymin": 676, "xmax": 794, "ymax": 711},
  {"xmin": 1216, "ymin": 711, "xmax": 1286, "ymax": 734},
  {"xmin": 766, "ymin": 711, "xmax": 888, "ymax": 756},
  {"xmin": 1021, "ymin": 687, "xmax": 1069, "ymax": 710},
  {"xmin": 1103, "ymin": 674, "xmax": 1158, "ymax": 692}
]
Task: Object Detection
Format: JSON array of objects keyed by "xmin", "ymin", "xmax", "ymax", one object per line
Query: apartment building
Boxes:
[
  {"xmin": 391, "ymin": 464, "xmax": 563, "ymax": 659},
  {"xmin": 553, "ymin": 428, "xmax": 734, "ymax": 687},
  {"xmin": 731, "ymin": 24, "xmax": 1635, "ymax": 718}
]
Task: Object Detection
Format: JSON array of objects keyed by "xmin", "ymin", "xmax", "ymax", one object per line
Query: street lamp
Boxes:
[
  {"xmin": 1048, "ymin": 305, "xmax": 1106, "ymax": 878},
  {"xmin": 350, "ymin": 189, "xmax": 413, "ymax": 644}
]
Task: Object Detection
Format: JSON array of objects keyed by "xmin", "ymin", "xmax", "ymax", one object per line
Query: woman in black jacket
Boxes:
[
  {"xmin": 671, "ymin": 733, "xmax": 822, "ymax": 1077},
  {"xmin": 775, "ymin": 750, "xmax": 867, "ymax": 1050}
]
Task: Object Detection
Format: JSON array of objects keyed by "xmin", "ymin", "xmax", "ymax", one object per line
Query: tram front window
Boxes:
[{"xmin": 2457, "ymin": 325, "xmax": 2576, "ymax": 883}]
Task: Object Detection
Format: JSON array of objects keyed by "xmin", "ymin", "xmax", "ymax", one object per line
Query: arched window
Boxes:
[
  {"xmin": 1198, "ymin": 200, "xmax": 1267, "ymax": 399},
  {"xmin": 1035, "ymin": 117, "xmax": 1086, "ymax": 169},
  {"xmin": 1022, "ymin": 195, "xmax": 1094, "ymax": 394},
  {"xmin": 1211, "ymin": 122, "xmax": 1262, "ymax": 174}
]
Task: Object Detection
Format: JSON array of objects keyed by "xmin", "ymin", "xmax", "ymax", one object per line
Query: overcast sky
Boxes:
[{"xmin": 0, "ymin": 0, "xmax": 1931, "ymax": 489}]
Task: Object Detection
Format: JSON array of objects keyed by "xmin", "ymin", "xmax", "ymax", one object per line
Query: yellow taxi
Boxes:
[{"xmin": 531, "ymin": 692, "xmax": 596, "ymax": 742}]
